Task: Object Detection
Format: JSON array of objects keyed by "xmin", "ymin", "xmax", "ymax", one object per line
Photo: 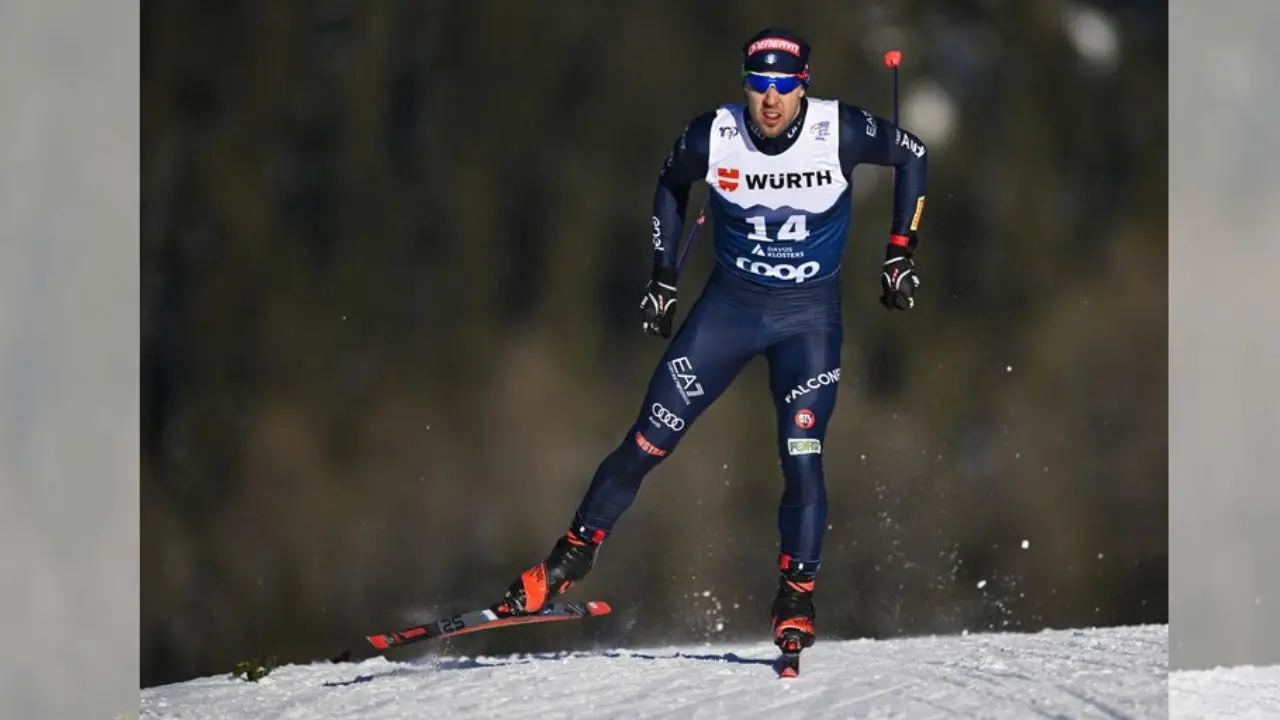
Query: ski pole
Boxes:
[
  {"xmin": 675, "ymin": 198, "xmax": 708, "ymax": 278},
  {"xmin": 883, "ymin": 49, "xmax": 903, "ymax": 190},
  {"xmin": 884, "ymin": 49, "xmax": 901, "ymax": 125}
]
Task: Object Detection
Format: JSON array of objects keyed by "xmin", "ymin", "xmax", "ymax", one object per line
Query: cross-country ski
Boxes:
[{"xmin": 364, "ymin": 600, "xmax": 612, "ymax": 650}]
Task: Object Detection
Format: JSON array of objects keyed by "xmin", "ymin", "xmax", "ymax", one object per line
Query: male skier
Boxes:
[{"xmin": 496, "ymin": 28, "xmax": 928, "ymax": 656}]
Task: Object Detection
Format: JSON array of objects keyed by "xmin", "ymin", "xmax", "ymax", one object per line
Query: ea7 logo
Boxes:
[
  {"xmin": 717, "ymin": 167, "xmax": 740, "ymax": 191},
  {"xmin": 667, "ymin": 356, "xmax": 704, "ymax": 404},
  {"xmin": 861, "ymin": 109, "xmax": 876, "ymax": 137},
  {"xmin": 896, "ymin": 129, "xmax": 925, "ymax": 158}
]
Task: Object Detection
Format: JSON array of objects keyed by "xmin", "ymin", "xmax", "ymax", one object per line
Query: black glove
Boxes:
[
  {"xmin": 640, "ymin": 265, "xmax": 679, "ymax": 338},
  {"xmin": 880, "ymin": 237, "xmax": 921, "ymax": 311}
]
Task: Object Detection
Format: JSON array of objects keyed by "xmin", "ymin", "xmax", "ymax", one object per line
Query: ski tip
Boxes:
[
  {"xmin": 366, "ymin": 634, "xmax": 392, "ymax": 650},
  {"xmin": 585, "ymin": 600, "xmax": 613, "ymax": 616},
  {"xmin": 779, "ymin": 666, "xmax": 799, "ymax": 679}
]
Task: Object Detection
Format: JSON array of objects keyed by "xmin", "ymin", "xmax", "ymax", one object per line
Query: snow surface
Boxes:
[
  {"xmin": 1170, "ymin": 662, "xmax": 1280, "ymax": 719},
  {"xmin": 142, "ymin": 624, "xmax": 1168, "ymax": 720}
]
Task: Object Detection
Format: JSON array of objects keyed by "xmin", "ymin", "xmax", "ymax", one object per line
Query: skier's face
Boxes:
[{"xmin": 744, "ymin": 73, "xmax": 805, "ymax": 138}]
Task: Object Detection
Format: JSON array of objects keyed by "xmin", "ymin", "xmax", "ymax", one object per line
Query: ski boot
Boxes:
[
  {"xmin": 495, "ymin": 525, "xmax": 606, "ymax": 617},
  {"xmin": 770, "ymin": 557, "xmax": 817, "ymax": 676}
]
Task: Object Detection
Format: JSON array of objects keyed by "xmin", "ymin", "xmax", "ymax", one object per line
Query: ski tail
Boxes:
[
  {"xmin": 775, "ymin": 651, "xmax": 801, "ymax": 678},
  {"xmin": 773, "ymin": 628, "xmax": 808, "ymax": 678},
  {"xmin": 366, "ymin": 600, "xmax": 612, "ymax": 650}
]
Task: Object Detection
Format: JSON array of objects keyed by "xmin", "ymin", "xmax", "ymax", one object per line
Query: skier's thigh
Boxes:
[
  {"xmin": 766, "ymin": 327, "xmax": 843, "ymax": 453},
  {"xmin": 630, "ymin": 296, "xmax": 759, "ymax": 453}
]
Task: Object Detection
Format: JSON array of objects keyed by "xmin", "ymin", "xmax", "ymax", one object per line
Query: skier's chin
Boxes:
[{"xmin": 755, "ymin": 112, "xmax": 787, "ymax": 137}]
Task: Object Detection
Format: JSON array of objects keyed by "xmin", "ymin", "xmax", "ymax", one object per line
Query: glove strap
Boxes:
[
  {"xmin": 651, "ymin": 264, "xmax": 678, "ymax": 288},
  {"xmin": 887, "ymin": 232, "xmax": 918, "ymax": 256}
]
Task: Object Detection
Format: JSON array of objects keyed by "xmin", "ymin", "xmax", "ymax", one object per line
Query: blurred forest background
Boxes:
[{"xmin": 141, "ymin": 0, "xmax": 1168, "ymax": 687}]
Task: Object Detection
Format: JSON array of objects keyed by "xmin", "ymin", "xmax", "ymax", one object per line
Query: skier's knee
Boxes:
[
  {"xmin": 779, "ymin": 441, "xmax": 827, "ymax": 505},
  {"xmin": 628, "ymin": 427, "xmax": 676, "ymax": 466},
  {"xmin": 781, "ymin": 434, "xmax": 824, "ymax": 464},
  {"xmin": 781, "ymin": 469, "xmax": 827, "ymax": 507},
  {"xmin": 627, "ymin": 401, "xmax": 690, "ymax": 462},
  {"xmin": 613, "ymin": 427, "xmax": 676, "ymax": 476}
]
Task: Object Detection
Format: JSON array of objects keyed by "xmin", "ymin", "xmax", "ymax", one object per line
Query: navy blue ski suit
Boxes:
[{"xmin": 571, "ymin": 95, "xmax": 927, "ymax": 571}]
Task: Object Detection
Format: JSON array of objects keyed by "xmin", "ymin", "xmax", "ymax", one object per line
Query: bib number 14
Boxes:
[{"xmin": 746, "ymin": 214, "xmax": 809, "ymax": 243}]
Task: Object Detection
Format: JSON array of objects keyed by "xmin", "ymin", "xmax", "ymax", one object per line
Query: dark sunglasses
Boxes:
[{"xmin": 742, "ymin": 72, "xmax": 807, "ymax": 94}]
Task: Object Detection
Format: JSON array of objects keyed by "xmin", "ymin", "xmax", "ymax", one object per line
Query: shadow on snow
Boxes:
[{"xmin": 322, "ymin": 649, "xmax": 775, "ymax": 687}]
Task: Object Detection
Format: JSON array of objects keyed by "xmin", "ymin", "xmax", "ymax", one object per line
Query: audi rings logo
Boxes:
[
  {"xmin": 650, "ymin": 403, "xmax": 685, "ymax": 432},
  {"xmin": 736, "ymin": 257, "xmax": 820, "ymax": 283}
]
